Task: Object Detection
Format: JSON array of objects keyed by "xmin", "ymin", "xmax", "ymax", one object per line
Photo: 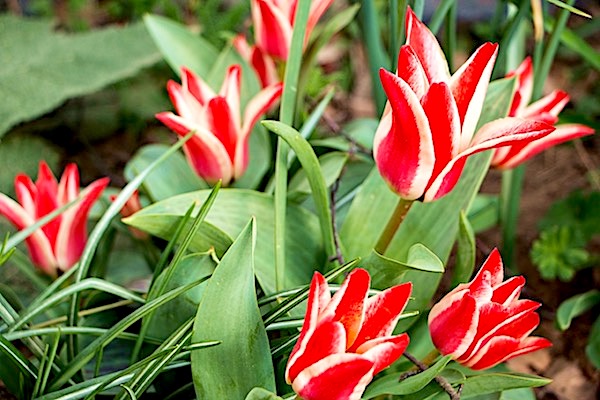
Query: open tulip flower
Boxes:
[
  {"xmin": 428, "ymin": 249, "xmax": 552, "ymax": 370},
  {"xmin": 285, "ymin": 269, "xmax": 412, "ymax": 400},
  {"xmin": 156, "ymin": 65, "xmax": 282, "ymax": 186},
  {"xmin": 491, "ymin": 57, "xmax": 595, "ymax": 169},
  {"xmin": 0, "ymin": 161, "xmax": 108, "ymax": 276},
  {"xmin": 251, "ymin": 0, "xmax": 335, "ymax": 60},
  {"xmin": 374, "ymin": 8, "xmax": 555, "ymax": 202}
]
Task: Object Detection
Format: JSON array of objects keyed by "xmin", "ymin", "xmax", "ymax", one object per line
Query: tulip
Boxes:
[
  {"xmin": 428, "ymin": 249, "xmax": 552, "ymax": 370},
  {"xmin": 109, "ymin": 190, "xmax": 147, "ymax": 239},
  {"xmin": 491, "ymin": 57, "xmax": 595, "ymax": 169},
  {"xmin": 233, "ymin": 35, "xmax": 280, "ymax": 88},
  {"xmin": 285, "ymin": 269, "xmax": 412, "ymax": 400},
  {"xmin": 251, "ymin": 0, "xmax": 335, "ymax": 60},
  {"xmin": 156, "ymin": 65, "xmax": 282, "ymax": 186},
  {"xmin": 374, "ymin": 8, "xmax": 555, "ymax": 202},
  {"xmin": 0, "ymin": 161, "xmax": 108, "ymax": 276}
]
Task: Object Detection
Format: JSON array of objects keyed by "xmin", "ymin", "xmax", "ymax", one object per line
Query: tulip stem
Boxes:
[
  {"xmin": 374, "ymin": 198, "xmax": 414, "ymax": 254},
  {"xmin": 403, "ymin": 351, "xmax": 461, "ymax": 400}
]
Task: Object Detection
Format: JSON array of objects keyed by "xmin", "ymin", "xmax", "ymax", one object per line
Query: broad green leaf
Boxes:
[
  {"xmin": 0, "ymin": 135, "xmax": 60, "ymax": 197},
  {"xmin": 586, "ymin": 315, "xmax": 600, "ymax": 369},
  {"xmin": 263, "ymin": 121, "xmax": 336, "ymax": 261},
  {"xmin": 361, "ymin": 244, "xmax": 444, "ymax": 290},
  {"xmin": 460, "ymin": 373, "xmax": 551, "ymax": 398},
  {"xmin": 310, "ymin": 118, "xmax": 378, "ymax": 152},
  {"xmin": 124, "ymin": 189, "xmax": 324, "ymax": 293},
  {"xmin": 192, "ymin": 219, "xmax": 275, "ymax": 398},
  {"xmin": 146, "ymin": 253, "xmax": 216, "ymax": 340},
  {"xmin": 124, "ymin": 144, "xmax": 208, "ymax": 202},
  {"xmin": 245, "ymin": 387, "xmax": 283, "ymax": 400},
  {"xmin": 288, "ymin": 152, "xmax": 349, "ymax": 201},
  {"xmin": 500, "ymin": 387, "xmax": 537, "ymax": 400},
  {"xmin": 0, "ymin": 334, "xmax": 36, "ymax": 398},
  {"xmin": 0, "ymin": 16, "xmax": 160, "ymax": 137},
  {"xmin": 468, "ymin": 194, "xmax": 500, "ymax": 233},
  {"xmin": 143, "ymin": 14, "xmax": 218, "ymax": 78},
  {"xmin": 556, "ymin": 289, "xmax": 600, "ymax": 330},
  {"xmin": 452, "ymin": 211, "xmax": 476, "ymax": 287},
  {"xmin": 363, "ymin": 356, "xmax": 452, "ymax": 398}
]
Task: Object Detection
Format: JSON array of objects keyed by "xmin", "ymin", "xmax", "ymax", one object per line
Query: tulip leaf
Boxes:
[
  {"xmin": 556, "ymin": 289, "xmax": 600, "ymax": 331},
  {"xmin": 0, "ymin": 334, "xmax": 37, "ymax": 399},
  {"xmin": 288, "ymin": 152, "xmax": 349, "ymax": 202},
  {"xmin": 459, "ymin": 373, "xmax": 551, "ymax": 398},
  {"xmin": 245, "ymin": 387, "xmax": 283, "ymax": 400},
  {"xmin": 146, "ymin": 252, "xmax": 216, "ymax": 340},
  {"xmin": 263, "ymin": 120, "xmax": 337, "ymax": 262},
  {"xmin": 124, "ymin": 189, "xmax": 323, "ymax": 294},
  {"xmin": 363, "ymin": 355, "xmax": 453, "ymax": 398},
  {"xmin": 451, "ymin": 211, "xmax": 476, "ymax": 287},
  {"xmin": 467, "ymin": 194, "xmax": 500, "ymax": 233},
  {"xmin": 143, "ymin": 14, "xmax": 218, "ymax": 79},
  {"xmin": 124, "ymin": 144, "xmax": 208, "ymax": 202},
  {"xmin": 0, "ymin": 16, "xmax": 161, "ymax": 137},
  {"xmin": 192, "ymin": 219, "xmax": 275, "ymax": 398}
]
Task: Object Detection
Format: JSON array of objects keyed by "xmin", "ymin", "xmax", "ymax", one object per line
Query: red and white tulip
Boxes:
[
  {"xmin": 374, "ymin": 8, "xmax": 555, "ymax": 202},
  {"xmin": 251, "ymin": 0, "xmax": 335, "ymax": 60},
  {"xmin": 285, "ymin": 269, "xmax": 412, "ymax": 400},
  {"xmin": 428, "ymin": 249, "xmax": 552, "ymax": 370},
  {"xmin": 156, "ymin": 65, "xmax": 282, "ymax": 186},
  {"xmin": 0, "ymin": 161, "xmax": 108, "ymax": 276},
  {"xmin": 491, "ymin": 57, "xmax": 594, "ymax": 169}
]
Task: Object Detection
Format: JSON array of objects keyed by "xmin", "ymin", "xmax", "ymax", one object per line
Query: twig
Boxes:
[
  {"xmin": 320, "ymin": 109, "xmax": 373, "ymax": 157},
  {"xmin": 402, "ymin": 351, "xmax": 461, "ymax": 400}
]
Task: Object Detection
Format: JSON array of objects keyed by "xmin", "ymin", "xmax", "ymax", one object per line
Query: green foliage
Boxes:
[
  {"xmin": 0, "ymin": 15, "xmax": 161, "ymax": 137},
  {"xmin": 530, "ymin": 226, "xmax": 591, "ymax": 281},
  {"xmin": 556, "ymin": 289, "xmax": 600, "ymax": 330},
  {"xmin": 531, "ymin": 190, "xmax": 600, "ymax": 281}
]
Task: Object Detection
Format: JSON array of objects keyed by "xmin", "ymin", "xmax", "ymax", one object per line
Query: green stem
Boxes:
[
  {"xmin": 374, "ymin": 198, "xmax": 414, "ymax": 254},
  {"xmin": 500, "ymin": 165, "xmax": 525, "ymax": 270},
  {"xmin": 390, "ymin": 0, "xmax": 399, "ymax": 71},
  {"xmin": 273, "ymin": 0, "xmax": 311, "ymax": 291}
]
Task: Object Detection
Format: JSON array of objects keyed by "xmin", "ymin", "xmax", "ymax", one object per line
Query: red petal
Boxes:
[
  {"xmin": 428, "ymin": 292, "xmax": 478, "ymax": 358},
  {"xmin": 491, "ymin": 276, "xmax": 525, "ymax": 305},
  {"xmin": 349, "ymin": 282, "xmax": 412, "ymax": 351},
  {"xmin": 396, "ymin": 45, "xmax": 429, "ymax": 99},
  {"xmin": 253, "ymin": 0, "xmax": 292, "ymax": 59},
  {"xmin": 14, "ymin": 174, "xmax": 37, "ymax": 221},
  {"xmin": 181, "ymin": 66, "xmax": 216, "ymax": 106},
  {"xmin": 404, "ymin": 6, "xmax": 450, "ymax": 84},
  {"xmin": 292, "ymin": 354, "xmax": 374, "ymax": 400},
  {"xmin": 356, "ymin": 333, "xmax": 410, "ymax": 375},
  {"xmin": 421, "ymin": 82, "xmax": 461, "ymax": 192},
  {"xmin": 286, "ymin": 272, "xmax": 331, "ymax": 383},
  {"xmin": 374, "ymin": 69, "xmax": 435, "ymax": 200},
  {"xmin": 54, "ymin": 177, "xmax": 109, "ymax": 271},
  {"xmin": 321, "ymin": 268, "xmax": 370, "ymax": 347},
  {"xmin": 219, "ymin": 65, "xmax": 242, "ymax": 130},
  {"xmin": 206, "ymin": 97, "xmax": 238, "ymax": 162},
  {"xmin": 306, "ymin": 0, "xmax": 335, "ymax": 47},
  {"xmin": 467, "ymin": 335, "xmax": 551, "ymax": 370},
  {"xmin": 286, "ymin": 320, "xmax": 346, "ymax": 384},
  {"xmin": 450, "ymin": 42, "xmax": 498, "ymax": 150},
  {"xmin": 521, "ymin": 90, "xmax": 569, "ymax": 120},
  {"xmin": 506, "ymin": 57, "xmax": 534, "ymax": 116}
]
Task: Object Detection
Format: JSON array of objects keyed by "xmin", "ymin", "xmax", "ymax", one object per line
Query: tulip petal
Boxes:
[
  {"xmin": 14, "ymin": 174, "xmax": 37, "ymax": 223},
  {"xmin": 166, "ymin": 80, "xmax": 205, "ymax": 125},
  {"xmin": 467, "ymin": 335, "xmax": 552, "ymax": 370},
  {"xmin": 404, "ymin": 6, "xmax": 450, "ymax": 84},
  {"xmin": 396, "ymin": 45, "xmax": 429, "ymax": 99},
  {"xmin": 181, "ymin": 66, "xmax": 216, "ymax": 106},
  {"xmin": 506, "ymin": 57, "xmax": 534, "ymax": 116},
  {"xmin": 292, "ymin": 353, "xmax": 374, "ymax": 400},
  {"xmin": 428, "ymin": 292, "xmax": 478, "ymax": 358},
  {"xmin": 421, "ymin": 82, "xmax": 461, "ymax": 191},
  {"xmin": 356, "ymin": 333, "xmax": 410, "ymax": 375},
  {"xmin": 493, "ymin": 123, "xmax": 595, "ymax": 169},
  {"xmin": 321, "ymin": 268, "xmax": 370, "ymax": 347},
  {"xmin": 472, "ymin": 248, "xmax": 504, "ymax": 288},
  {"xmin": 374, "ymin": 69, "xmax": 435, "ymax": 200},
  {"xmin": 206, "ymin": 97, "xmax": 238, "ymax": 162},
  {"xmin": 0, "ymin": 193, "xmax": 57, "ymax": 275},
  {"xmin": 219, "ymin": 65, "xmax": 242, "ymax": 131},
  {"xmin": 286, "ymin": 272, "xmax": 331, "ymax": 383},
  {"xmin": 491, "ymin": 276, "xmax": 525, "ymax": 305},
  {"xmin": 349, "ymin": 282, "xmax": 412, "ymax": 351},
  {"xmin": 155, "ymin": 112, "xmax": 234, "ymax": 185},
  {"xmin": 54, "ymin": 177, "xmax": 109, "ymax": 270},
  {"xmin": 306, "ymin": 0, "xmax": 335, "ymax": 46},
  {"xmin": 253, "ymin": 0, "xmax": 293, "ymax": 59},
  {"xmin": 424, "ymin": 118, "xmax": 554, "ymax": 201},
  {"xmin": 286, "ymin": 320, "xmax": 346, "ymax": 384},
  {"xmin": 521, "ymin": 90, "xmax": 569, "ymax": 120},
  {"xmin": 449, "ymin": 42, "xmax": 498, "ymax": 150}
]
